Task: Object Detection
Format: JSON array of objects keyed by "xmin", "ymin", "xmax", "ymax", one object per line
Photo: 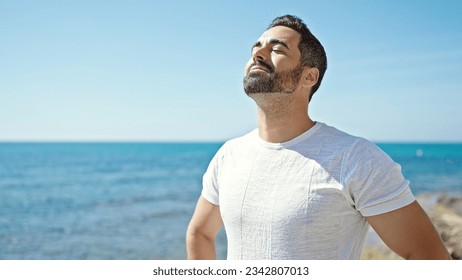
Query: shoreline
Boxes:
[{"xmin": 361, "ymin": 192, "xmax": 462, "ymax": 260}]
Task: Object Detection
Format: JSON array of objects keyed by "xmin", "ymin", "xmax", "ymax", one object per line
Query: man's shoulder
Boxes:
[
  {"xmin": 307, "ymin": 122, "xmax": 385, "ymax": 161},
  {"xmin": 312, "ymin": 122, "xmax": 362, "ymax": 147},
  {"xmin": 316, "ymin": 122, "xmax": 355, "ymax": 138},
  {"xmin": 317, "ymin": 123, "xmax": 391, "ymax": 164}
]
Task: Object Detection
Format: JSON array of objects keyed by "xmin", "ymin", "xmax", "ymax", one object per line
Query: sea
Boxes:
[{"xmin": 0, "ymin": 142, "xmax": 461, "ymax": 260}]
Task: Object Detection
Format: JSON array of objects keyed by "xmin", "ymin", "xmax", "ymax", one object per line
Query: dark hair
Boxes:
[{"xmin": 268, "ymin": 15, "xmax": 327, "ymax": 100}]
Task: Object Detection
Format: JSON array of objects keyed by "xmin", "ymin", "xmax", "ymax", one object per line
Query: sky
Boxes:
[{"xmin": 1, "ymin": 0, "xmax": 461, "ymax": 142}]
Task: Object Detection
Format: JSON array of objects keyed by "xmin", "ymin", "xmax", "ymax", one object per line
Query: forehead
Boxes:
[{"xmin": 257, "ymin": 26, "xmax": 301, "ymax": 48}]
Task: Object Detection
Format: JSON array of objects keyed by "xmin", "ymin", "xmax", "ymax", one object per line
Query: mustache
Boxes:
[{"xmin": 249, "ymin": 60, "xmax": 274, "ymax": 73}]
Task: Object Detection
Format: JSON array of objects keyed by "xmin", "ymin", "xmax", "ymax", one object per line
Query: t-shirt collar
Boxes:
[{"xmin": 254, "ymin": 122, "xmax": 323, "ymax": 149}]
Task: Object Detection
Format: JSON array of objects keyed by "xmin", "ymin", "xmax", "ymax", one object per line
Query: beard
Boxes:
[{"xmin": 243, "ymin": 62, "xmax": 304, "ymax": 95}]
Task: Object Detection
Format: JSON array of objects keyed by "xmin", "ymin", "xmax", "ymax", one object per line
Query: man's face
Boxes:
[{"xmin": 243, "ymin": 26, "xmax": 303, "ymax": 95}]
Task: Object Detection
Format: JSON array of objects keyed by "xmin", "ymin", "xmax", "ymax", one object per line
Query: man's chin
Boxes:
[
  {"xmin": 244, "ymin": 88, "xmax": 273, "ymax": 96},
  {"xmin": 243, "ymin": 77, "xmax": 273, "ymax": 94}
]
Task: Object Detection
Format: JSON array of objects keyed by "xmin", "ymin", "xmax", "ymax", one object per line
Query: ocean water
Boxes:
[{"xmin": 0, "ymin": 142, "xmax": 461, "ymax": 260}]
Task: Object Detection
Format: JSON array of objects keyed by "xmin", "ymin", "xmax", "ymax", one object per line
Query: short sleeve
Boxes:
[
  {"xmin": 343, "ymin": 139, "xmax": 415, "ymax": 217},
  {"xmin": 201, "ymin": 144, "xmax": 226, "ymax": 205}
]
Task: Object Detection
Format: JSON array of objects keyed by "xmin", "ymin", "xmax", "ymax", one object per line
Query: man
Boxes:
[{"xmin": 186, "ymin": 15, "xmax": 450, "ymax": 260}]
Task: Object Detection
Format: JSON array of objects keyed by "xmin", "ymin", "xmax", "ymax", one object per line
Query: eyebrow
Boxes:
[{"xmin": 251, "ymin": 38, "xmax": 291, "ymax": 51}]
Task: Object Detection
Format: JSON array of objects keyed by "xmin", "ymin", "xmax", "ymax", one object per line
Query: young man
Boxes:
[{"xmin": 186, "ymin": 15, "xmax": 450, "ymax": 260}]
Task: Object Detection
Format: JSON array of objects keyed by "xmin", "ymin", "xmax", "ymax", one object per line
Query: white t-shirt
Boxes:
[{"xmin": 201, "ymin": 122, "xmax": 415, "ymax": 259}]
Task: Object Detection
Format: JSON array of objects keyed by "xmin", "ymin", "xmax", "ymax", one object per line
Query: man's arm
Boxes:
[
  {"xmin": 366, "ymin": 201, "xmax": 451, "ymax": 259},
  {"xmin": 186, "ymin": 196, "xmax": 223, "ymax": 260}
]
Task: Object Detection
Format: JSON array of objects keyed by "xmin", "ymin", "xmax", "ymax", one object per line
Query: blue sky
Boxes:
[{"xmin": 1, "ymin": 0, "xmax": 461, "ymax": 142}]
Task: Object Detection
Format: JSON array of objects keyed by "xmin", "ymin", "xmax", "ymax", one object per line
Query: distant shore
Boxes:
[{"xmin": 361, "ymin": 193, "xmax": 462, "ymax": 260}]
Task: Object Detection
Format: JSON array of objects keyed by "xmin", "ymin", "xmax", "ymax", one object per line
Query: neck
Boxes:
[{"xmin": 251, "ymin": 92, "xmax": 315, "ymax": 143}]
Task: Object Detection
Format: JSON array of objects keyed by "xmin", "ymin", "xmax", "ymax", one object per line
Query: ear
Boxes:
[{"xmin": 300, "ymin": 67, "xmax": 319, "ymax": 89}]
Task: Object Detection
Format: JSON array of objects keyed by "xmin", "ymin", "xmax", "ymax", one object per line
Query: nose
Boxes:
[{"xmin": 252, "ymin": 44, "xmax": 269, "ymax": 62}]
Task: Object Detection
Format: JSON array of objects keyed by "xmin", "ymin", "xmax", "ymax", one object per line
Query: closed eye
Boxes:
[
  {"xmin": 272, "ymin": 48, "xmax": 285, "ymax": 54},
  {"xmin": 251, "ymin": 39, "xmax": 290, "ymax": 54}
]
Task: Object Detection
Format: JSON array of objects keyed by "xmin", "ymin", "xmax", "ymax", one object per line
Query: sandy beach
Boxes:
[{"xmin": 361, "ymin": 193, "xmax": 462, "ymax": 260}]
